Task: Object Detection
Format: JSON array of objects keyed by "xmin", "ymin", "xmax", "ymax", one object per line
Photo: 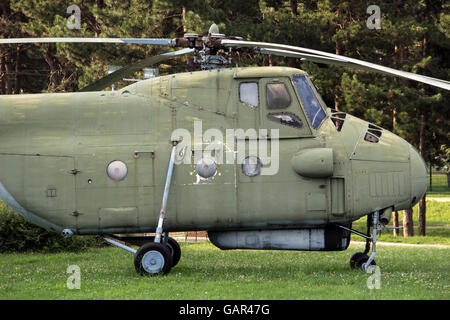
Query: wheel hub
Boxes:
[{"xmin": 141, "ymin": 250, "xmax": 165, "ymax": 274}]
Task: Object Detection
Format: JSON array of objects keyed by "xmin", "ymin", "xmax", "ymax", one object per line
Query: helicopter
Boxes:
[{"xmin": 0, "ymin": 24, "xmax": 447, "ymax": 276}]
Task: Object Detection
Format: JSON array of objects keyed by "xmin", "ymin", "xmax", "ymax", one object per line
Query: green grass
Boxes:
[
  {"xmin": 350, "ymin": 199, "xmax": 450, "ymax": 245},
  {"xmin": 427, "ymin": 173, "xmax": 450, "ymax": 197},
  {"xmin": 418, "ymin": 200, "xmax": 450, "ymax": 226},
  {"xmin": 350, "ymin": 228, "xmax": 450, "ymax": 245},
  {"xmin": 0, "ymin": 243, "xmax": 448, "ymax": 300}
]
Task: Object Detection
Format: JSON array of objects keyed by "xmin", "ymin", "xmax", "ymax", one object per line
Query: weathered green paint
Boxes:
[{"xmin": 0, "ymin": 67, "xmax": 427, "ymax": 235}]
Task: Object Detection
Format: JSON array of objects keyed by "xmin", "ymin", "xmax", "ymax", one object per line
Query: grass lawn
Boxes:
[
  {"xmin": 350, "ymin": 199, "xmax": 450, "ymax": 245},
  {"xmin": 427, "ymin": 173, "xmax": 449, "ymax": 197},
  {"xmin": 350, "ymin": 228, "xmax": 450, "ymax": 245},
  {"xmin": 0, "ymin": 183, "xmax": 448, "ymax": 300},
  {"xmin": 0, "ymin": 242, "xmax": 448, "ymax": 300},
  {"xmin": 352, "ymin": 200, "xmax": 449, "ymax": 228}
]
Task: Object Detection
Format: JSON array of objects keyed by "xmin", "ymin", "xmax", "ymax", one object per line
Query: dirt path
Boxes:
[
  {"xmin": 351, "ymin": 241, "xmax": 450, "ymax": 248},
  {"xmin": 427, "ymin": 197, "xmax": 450, "ymax": 202}
]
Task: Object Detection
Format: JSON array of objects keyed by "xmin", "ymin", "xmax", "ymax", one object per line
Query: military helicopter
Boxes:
[{"xmin": 0, "ymin": 24, "xmax": 447, "ymax": 276}]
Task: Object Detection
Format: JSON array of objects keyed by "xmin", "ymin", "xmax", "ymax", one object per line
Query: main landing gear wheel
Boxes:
[
  {"xmin": 134, "ymin": 242, "xmax": 173, "ymax": 276},
  {"xmin": 166, "ymin": 237, "xmax": 181, "ymax": 268},
  {"xmin": 140, "ymin": 236, "xmax": 181, "ymax": 268}
]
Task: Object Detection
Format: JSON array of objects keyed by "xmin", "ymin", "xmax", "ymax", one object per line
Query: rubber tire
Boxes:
[
  {"xmin": 350, "ymin": 252, "xmax": 365, "ymax": 269},
  {"xmin": 350, "ymin": 252, "xmax": 376, "ymax": 270},
  {"xmin": 166, "ymin": 237, "xmax": 181, "ymax": 268},
  {"xmin": 134, "ymin": 242, "xmax": 173, "ymax": 276},
  {"xmin": 134, "ymin": 236, "xmax": 180, "ymax": 268}
]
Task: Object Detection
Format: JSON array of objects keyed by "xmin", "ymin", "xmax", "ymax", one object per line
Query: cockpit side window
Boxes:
[
  {"xmin": 266, "ymin": 82, "xmax": 291, "ymax": 109},
  {"xmin": 239, "ymin": 82, "xmax": 259, "ymax": 108},
  {"xmin": 292, "ymin": 75, "xmax": 326, "ymax": 129}
]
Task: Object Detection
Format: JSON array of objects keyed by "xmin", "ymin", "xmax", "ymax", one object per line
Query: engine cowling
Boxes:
[{"xmin": 291, "ymin": 148, "xmax": 334, "ymax": 178}]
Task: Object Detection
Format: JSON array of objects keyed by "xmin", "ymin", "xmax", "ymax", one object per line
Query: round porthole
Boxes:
[
  {"xmin": 242, "ymin": 156, "xmax": 262, "ymax": 177},
  {"xmin": 195, "ymin": 157, "xmax": 217, "ymax": 178},
  {"xmin": 107, "ymin": 160, "xmax": 128, "ymax": 181}
]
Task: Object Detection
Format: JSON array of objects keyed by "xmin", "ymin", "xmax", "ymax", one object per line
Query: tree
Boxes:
[
  {"xmin": 403, "ymin": 209, "xmax": 414, "ymax": 237},
  {"xmin": 1, "ymin": 1, "xmax": 449, "ymax": 240}
]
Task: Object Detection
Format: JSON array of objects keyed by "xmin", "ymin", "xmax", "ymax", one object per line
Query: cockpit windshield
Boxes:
[{"xmin": 292, "ymin": 75, "xmax": 326, "ymax": 129}]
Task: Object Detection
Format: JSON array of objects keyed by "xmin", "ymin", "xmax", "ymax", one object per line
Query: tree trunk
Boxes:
[
  {"xmin": 334, "ymin": 25, "xmax": 342, "ymax": 111},
  {"xmin": 334, "ymin": 92, "xmax": 339, "ymax": 110},
  {"xmin": 393, "ymin": 211, "xmax": 400, "ymax": 236},
  {"xmin": 14, "ymin": 46, "xmax": 20, "ymax": 94},
  {"xmin": 418, "ymin": 196, "xmax": 426, "ymax": 235},
  {"xmin": 418, "ymin": 113, "xmax": 426, "ymax": 235},
  {"xmin": 403, "ymin": 208, "xmax": 414, "ymax": 237},
  {"xmin": 0, "ymin": 55, "xmax": 5, "ymax": 94},
  {"xmin": 181, "ymin": 6, "xmax": 187, "ymax": 33},
  {"xmin": 4, "ymin": 53, "xmax": 12, "ymax": 94},
  {"xmin": 44, "ymin": 47, "xmax": 59, "ymax": 90},
  {"xmin": 290, "ymin": 0, "xmax": 298, "ymax": 15}
]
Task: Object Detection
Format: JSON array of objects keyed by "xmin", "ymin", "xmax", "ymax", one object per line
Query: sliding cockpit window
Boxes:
[{"xmin": 292, "ymin": 75, "xmax": 326, "ymax": 129}]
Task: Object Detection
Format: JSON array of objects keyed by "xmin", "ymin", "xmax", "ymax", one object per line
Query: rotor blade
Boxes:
[
  {"xmin": 259, "ymin": 48, "xmax": 350, "ymax": 66},
  {"xmin": 259, "ymin": 48, "xmax": 384, "ymax": 74},
  {"xmin": 223, "ymin": 40, "xmax": 450, "ymax": 91},
  {"xmin": 0, "ymin": 37, "xmax": 175, "ymax": 46},
  {"xmin": 79, "ymin": 48, "xmax": 194, "ymax": 92}
]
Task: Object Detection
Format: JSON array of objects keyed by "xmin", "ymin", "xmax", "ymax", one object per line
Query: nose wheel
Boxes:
[
  {"xmin": 349, "ymin": 212, "xmax": 377, "ymax": 271},
  {"xmin": 349, "ymin": 252, "xmax": 376, "ymax": 270},
  {"xmin": 336, "ymin": 210, "xmax": 399, "ymax": 271}
]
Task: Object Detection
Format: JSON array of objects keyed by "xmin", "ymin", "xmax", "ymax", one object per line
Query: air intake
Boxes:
[
  {"xmin": 330, "ymin": 109, "xmax": 347, "ymax": 132},
  {"xmin": 364, "ymin": 123, "xmax": 383, "ymax": 143}
]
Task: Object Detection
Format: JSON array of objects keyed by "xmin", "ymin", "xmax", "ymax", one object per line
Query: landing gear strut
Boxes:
[
  {"xmin": 104, "ymin": 234, "xmax": 182, "ymax": 276},
  {"xmin": 349, "ymin": 212, "xmax": 378, "ymax": 270},
  {"xmin": 337, "ymin": 210, "xmax": 399, "ymax": 271},
  {"xmin": 104, "ymin": 142, "xmax": 182, "ymax": 276}
]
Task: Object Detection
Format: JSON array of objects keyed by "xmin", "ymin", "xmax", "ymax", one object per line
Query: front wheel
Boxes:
[
  {"xmin": 350, "ymin": 252, "xmax": 376, "ymax": 270},
  {"xmin": 134, "ymin": 242, "xmax": 173, "ymax": 276}
]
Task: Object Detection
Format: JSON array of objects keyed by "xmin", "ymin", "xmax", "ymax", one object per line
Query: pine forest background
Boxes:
[{"xmin": 0, "ymin": 0, "xmax": 449, "ymax": 244}]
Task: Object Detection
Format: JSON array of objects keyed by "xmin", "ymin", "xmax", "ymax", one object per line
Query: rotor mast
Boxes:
[{"xmin": 173, "ymin": 26, "xmax": 243, "ymax": 70}]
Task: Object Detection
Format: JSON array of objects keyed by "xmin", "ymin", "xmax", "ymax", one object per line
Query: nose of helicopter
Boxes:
[{"xmin": 409, "ymin": 145, "xmax": 428, "ymax": 207}]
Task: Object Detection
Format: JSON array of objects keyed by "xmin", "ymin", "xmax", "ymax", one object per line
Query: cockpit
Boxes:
[{"xmin": 237, "ymin": 71, "xmax": 328, "ymax": 135}]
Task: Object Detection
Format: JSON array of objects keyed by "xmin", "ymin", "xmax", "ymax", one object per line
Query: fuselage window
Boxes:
[
  {"xmin": 292, "ymin": 75, "xmax": 326, "ymax": 129},
  {"xmin": 239, "ymin": 82, "xmax": 259, "ymax": 107},
  {"xmin": 266, "ymin": 82, "xmax": 291, "ymax": 109}
]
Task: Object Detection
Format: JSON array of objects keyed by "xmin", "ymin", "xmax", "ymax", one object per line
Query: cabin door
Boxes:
[{"xmin": 234, "ymin": 77, "xmax": 328, "ymax": 225}]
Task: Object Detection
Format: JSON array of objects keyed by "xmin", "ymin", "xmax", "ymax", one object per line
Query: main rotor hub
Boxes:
[{"xmin": 175, "ymin": 32, "xmax": 244, "ymax": 70}]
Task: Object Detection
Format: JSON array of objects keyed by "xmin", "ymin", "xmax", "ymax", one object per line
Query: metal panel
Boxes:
[
  {"xmin": 24, "ymin": 155, "xmax": 76, "ymax": 229},
  {"xmin": 330, "ymin": 178, "xmax": 345, "ymax": 216},
  {"xmin": 99, "ymin": 207, "xmax": 138, "ymax": 229}
]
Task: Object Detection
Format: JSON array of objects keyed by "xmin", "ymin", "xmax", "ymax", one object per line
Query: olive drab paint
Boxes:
[{"xmin": 0, "ymin": 66, "xmax": 427, "ymax": 236}]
